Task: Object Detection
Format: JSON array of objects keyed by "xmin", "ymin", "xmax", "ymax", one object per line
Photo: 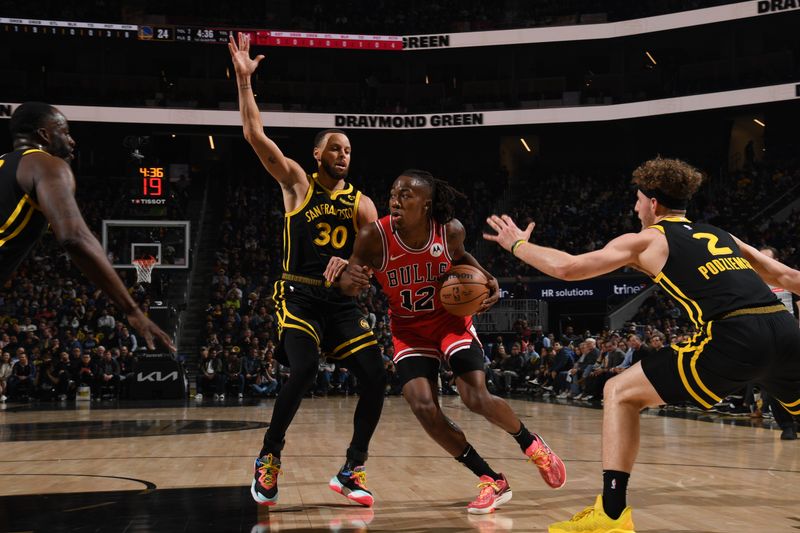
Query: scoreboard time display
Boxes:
[{"xmin": 132, "ymin": 166, "xmax": 168, "ymax": 206}]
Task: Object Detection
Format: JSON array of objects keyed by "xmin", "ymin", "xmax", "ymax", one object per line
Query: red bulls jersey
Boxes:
[{"xmin": 373, "ymin": 215, "xmax": 452, "ymax": 320}]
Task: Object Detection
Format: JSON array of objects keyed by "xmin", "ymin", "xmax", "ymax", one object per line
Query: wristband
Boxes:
[
  {"xmin": 511, "ymin": 239, "xmax": 527, "ymax": 256},
  {"xmin": 239, "ymin": 84, "xmax": 252, "ymax": 90}
]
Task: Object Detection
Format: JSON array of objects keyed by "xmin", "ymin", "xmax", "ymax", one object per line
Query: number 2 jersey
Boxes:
[
  {"xmin": 372, "ymin": 215, "xmax": 479, "ymax": 364},
  {"xmin": 648, "ymin": 216, "xmax": 779, "ymax": 329}
]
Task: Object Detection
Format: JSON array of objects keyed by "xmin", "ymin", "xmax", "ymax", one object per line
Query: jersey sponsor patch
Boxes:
[{"xmin": 430, "ymin": 243, "xmax": 443, "ymax": 258}]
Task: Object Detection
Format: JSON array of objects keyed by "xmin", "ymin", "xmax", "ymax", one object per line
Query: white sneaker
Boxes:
[
  {"xmin": 195, "ymin": 393, "xmax": 203, "ymax": 400},
  {"xmin": 574, "ymin": 393, "xmax": 584, "ymax": 400},
  {"xmin": 218, "ymin": 394, "xmax": 225, "ymax": 400},
  {"xmin": 556, "ymin": 392, "xmax": 569, "ymax": 399},
  {"xmin": 238, "ymin": 392, "xmax": 243, "ymax": 399},
  {"xmin": 583, "ymin": 395, "xmax": 594, "ymax": 401},
  {"xmin": 58, "ymin": 394, "xmax": 67, "ymax": 401},
  {"xmin": 0, "ymin": 394, "xmax": 6, "ymax": 402},
  {"xmin": 213, "ymin": 393, "xmax": 219, "ymax": 400}
]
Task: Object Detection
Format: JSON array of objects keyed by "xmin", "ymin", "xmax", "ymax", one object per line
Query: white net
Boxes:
[{"xmin": 133, "ymin": 257, "xmax": 157, "ymax": 284}]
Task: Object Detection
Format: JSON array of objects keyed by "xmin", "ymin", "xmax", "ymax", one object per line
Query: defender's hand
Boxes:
[
  {"xmin": 323, "ymin": 256, "xmax": 349, "ymax": 284},
  {"xmin": 483, "ymin": 215, "xmax": 535, "ymax": 252}
]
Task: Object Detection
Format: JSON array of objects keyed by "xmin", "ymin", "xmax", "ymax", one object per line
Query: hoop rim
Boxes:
[{"xmin": 132, "ymin": 255, "xmax": 158, "ymax": 267}]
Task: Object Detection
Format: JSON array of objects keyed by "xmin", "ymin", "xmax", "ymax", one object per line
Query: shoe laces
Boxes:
[
  {"xmin": 257, "ymin": 454, "xmax": 281, "ymax": 487},
  {"xmin": 528, "ymin": 443, "xmax": 552, "ymax": 470},
  {"xmin": 475, "ymin": 479, "xmax": 500, "ymax": 500},
  {"xmin": 350, "ymin": 468, "xmax": 368, "ymax": 490},
  {"xmin": 569, "ymin": 506, "xmax": 595, "ymax": 522}
]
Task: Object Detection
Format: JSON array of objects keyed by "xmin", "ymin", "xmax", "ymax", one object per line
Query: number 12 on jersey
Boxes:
[{"xmin": 400, "ymin": 286, "xmax": 436, "ymax": 312}]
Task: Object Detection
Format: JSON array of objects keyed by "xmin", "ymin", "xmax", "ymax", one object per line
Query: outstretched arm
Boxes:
[
  {"xmin": 338, "ymin": 224, "xmax": 384, "ymax": 296},
  {"xmin": 228, "ymin": 32, "xmax": 306, "ymax": 191},
  {"xmin": 483, "ymin": 214, "xmax": 656, "ymax": 281},
  {"xmin": 446, "ymin": 218, "xmax": 500, "ymax": 312},
  {"xmin": 26, "ymin": 154, "xmax": 175, "ymax": 351},
  {"xmin": 733, "ymin": 236, "xmax": 800, "ymax": 294}
]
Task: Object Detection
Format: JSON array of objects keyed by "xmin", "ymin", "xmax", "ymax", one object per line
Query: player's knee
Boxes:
[
  {"xmin": 604, "ymin": 375, "xmax": 644, "ymax": 407},
  {"xmin": 461, "ymin": 389, "xmax": 489, "ymax": 414},
  {"xmin": 408, "ymin": 398, "xmax": 439, "ymax": 425}
]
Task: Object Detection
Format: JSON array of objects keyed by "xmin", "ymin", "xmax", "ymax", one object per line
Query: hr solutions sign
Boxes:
[{"xmin": 503, "ymin": 277, "xmax": 651, "ymax": 301}]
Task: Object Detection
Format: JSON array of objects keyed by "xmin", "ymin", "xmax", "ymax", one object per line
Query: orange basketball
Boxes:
[{"xmin": 439, "ymin": 265, "xmax": 490, "ymax": 317}]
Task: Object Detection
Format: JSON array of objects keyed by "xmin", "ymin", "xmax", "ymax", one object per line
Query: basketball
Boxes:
[{"xmin": 439, "ymin": 265, "xmax": 489, "ymax": 317}]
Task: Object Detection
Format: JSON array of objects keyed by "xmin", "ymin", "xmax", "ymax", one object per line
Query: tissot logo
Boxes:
[
  {"xmin": 757, "ymin": 0, "xmax": 800, "ymax": 13},
  {"xmin": 402, "ymin": 35, "xmax": 450, "ymax": 49}
]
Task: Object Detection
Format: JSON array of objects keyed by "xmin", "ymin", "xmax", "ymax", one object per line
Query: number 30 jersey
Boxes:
[
  {"xmin": 373, "ymin": 215, "xmax": 452, "ymax": 320},
  {"xmin": 282, "ymin": 173, "xmax": 362, "ymax": 278}
]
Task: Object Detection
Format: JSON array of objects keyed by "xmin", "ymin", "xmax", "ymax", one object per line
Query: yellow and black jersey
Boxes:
[
  {"xmin": 282, "ymin": 172, "xmax": 362, "ymax": 279},
  {"xmin": 0, "ymin": 149, "xmax": 50, "ymax": 282},
  {"xmin": 648, "ymin": 217, "xmax": 778, "ymax": 328}
]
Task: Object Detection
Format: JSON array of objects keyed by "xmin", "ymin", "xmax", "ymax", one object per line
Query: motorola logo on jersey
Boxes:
[{"xmin": 430, "ymin": 243, "xmax": 443, "ymax": 258}]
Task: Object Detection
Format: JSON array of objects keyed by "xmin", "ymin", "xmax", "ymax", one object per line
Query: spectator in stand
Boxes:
[
  {"xmin": 8, "ymin": 352, "xmax": 35, "ymax": 400},
  {"xmin": 96, "ymin": 349, "xmax": 121, "ymax": 398},
  {"xmin": 74, "ymin": 352, "xmax": 97, "ymax": 398},
  {"xmin": 582, "ymin": 339, "xmax": 626, "ymax": 401},
  {"xmin": 252, "ymin": 350, "xmax": 278, "ymax": 397},
  {"xmin": 316, "ymin": 354, "xmax": 336, "ymax": 395},
  {"xmin": 96, "ymin": 307, "xmax": 116, "ymax": 336},
  {"xmin": 226, "ymin": 349, "xmax": 246, "ymax": 399},
  {"xmin": 492, "ymin": 342, "xmax": 525, "ymax": 395},
  {"xmin": 55, "ymin": 351, "xmax": 74, "ymax": 399},
  {"xmin": 35, "ymin": 354, "xmax": 68, "ymax": 400},
  {"xmin": 0, "ymin": 351, "xmax": 13, "ymax": 401}
]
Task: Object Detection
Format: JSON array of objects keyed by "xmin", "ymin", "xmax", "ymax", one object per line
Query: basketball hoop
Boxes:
[{"xmin": 133, "ymin": 256, "xmax": 157, "ymax": 284}]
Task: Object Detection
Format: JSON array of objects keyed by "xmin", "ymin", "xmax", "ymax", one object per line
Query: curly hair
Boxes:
[
  {"xmin": 401, "ymin": 169, "xmax": 466, "ymax": 225},
  {"xmin": 631, "ymin": 156, "xmax": 704, "ymax": 202}
]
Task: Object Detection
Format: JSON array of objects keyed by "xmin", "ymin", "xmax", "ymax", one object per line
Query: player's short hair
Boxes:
[
  {"xmin": 401, "ymin": 168, "xmax": 467, "ymax": 225},
  {"xmin": 9, "ymin": 102, "xmax": 57, "ymax": 139},
  {"xmin": 314, "ymin": 128, "xmax": 347, "ymax": 148},
  {"xmin": 631, "ymin": 156, "xmax": 704, "ymax": 207}
]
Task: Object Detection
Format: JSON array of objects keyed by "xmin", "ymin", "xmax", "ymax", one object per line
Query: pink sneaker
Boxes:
[
  {"xmin": 525, "ymin": 435, "xmax": 566, "ymax": 489},
  {"xmin": 467, "ymin": 474, "xmax": 513, "ymax": 514}
]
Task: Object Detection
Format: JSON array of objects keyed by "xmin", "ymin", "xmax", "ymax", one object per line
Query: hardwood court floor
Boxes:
[{"xmin": 1, "ymin": 395, "xmax": 799, "ymax": 532}]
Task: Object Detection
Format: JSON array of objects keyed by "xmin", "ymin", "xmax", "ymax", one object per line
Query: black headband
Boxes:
[{"xmin": 639, "ymin": 188, "xmax": 688, "ymax": 210}]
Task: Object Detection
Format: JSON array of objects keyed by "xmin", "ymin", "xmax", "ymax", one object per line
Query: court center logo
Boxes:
[
  {"xmin": 430, "ymin": 243, "xmax": 444, "ymax": 257},
  {"xmin": 359, "ymin": 318, "xmax": 371, "ymax": 330}
]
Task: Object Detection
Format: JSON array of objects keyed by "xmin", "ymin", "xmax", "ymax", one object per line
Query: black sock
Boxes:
[
  {"xmin": 456, "ymin": 444, "xmax": 500, "ymax": 479},
  {"xmin": 602, "ymin": 470, "xmax": 630, "ymax": 519},
  {"xmin": 509, "ymin": 422, "xmax": 535, "ymax": 451},
  {"xmin": 341, "ymin": 447, "xmax": 368, "ymax": 473},
  {"xmin": 260, "ymin": 436, "xmax": 285, "ymax": 459}
]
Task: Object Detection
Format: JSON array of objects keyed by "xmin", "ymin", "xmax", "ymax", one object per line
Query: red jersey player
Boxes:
[{"xmin": 335, "ymin": 170, "xmax": 566, "ymax": 514}]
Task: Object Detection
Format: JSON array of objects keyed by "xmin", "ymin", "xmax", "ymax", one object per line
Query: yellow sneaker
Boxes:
[{"xmin": 549, "ymin": 495, "xmax": 635, "ymax": 533}]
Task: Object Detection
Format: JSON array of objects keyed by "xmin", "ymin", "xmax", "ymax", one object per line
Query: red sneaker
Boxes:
[
  {"xmin": 467, "ymin": 474, "xmax": 512, "ymax": 514},
  {"xmin": 329, "ymin": 466, "xmax": 374, "ymax": 507},
  {"xmin": 525, "ymin": 434, "xmax": 566, "ymax": 489}
]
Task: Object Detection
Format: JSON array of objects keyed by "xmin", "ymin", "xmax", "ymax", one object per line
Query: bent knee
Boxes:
[
  {"xmin": 407, "ymin": 399, "xmax": 439, "ymax": 424},
  {"xmin": 604, "ymin": 374, "xmax": 649, "ymax": 407}
]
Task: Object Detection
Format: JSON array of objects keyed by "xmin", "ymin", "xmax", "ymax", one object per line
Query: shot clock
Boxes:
[{"xmin": 132, "ymin": 166, "xmax": 168, "ymax": 206}]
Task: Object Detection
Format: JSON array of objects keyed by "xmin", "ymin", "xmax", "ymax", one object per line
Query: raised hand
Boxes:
[
  {"xmin": 127, "ymin": 309, "xmax": 176, "ymax": 352},
  {"xmin": 228, "ymin": 31, "xmax": 264, "ymax": 78},
  {"xmin": 483, "ymin": 214, "xmax": 535, "ymax": 252}
]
